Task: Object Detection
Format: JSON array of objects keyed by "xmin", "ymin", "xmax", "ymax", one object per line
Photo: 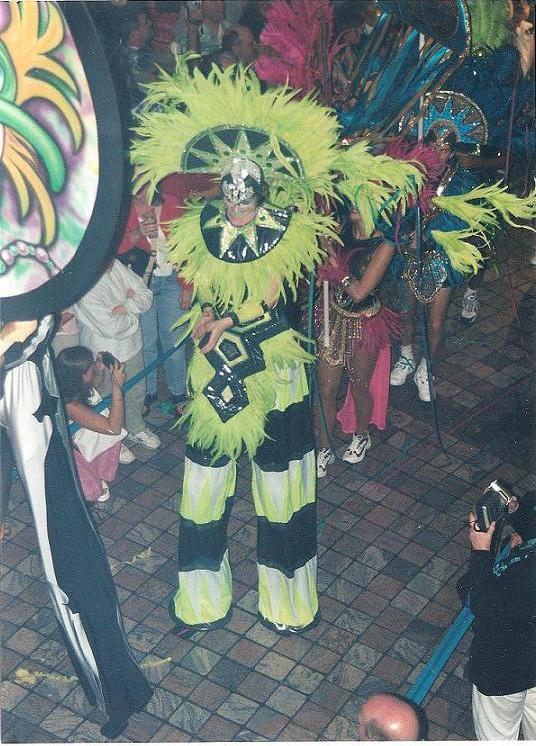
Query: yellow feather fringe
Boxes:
[
  {"xmin": 132, "ymin": 59, "xmax": 423, "ymax": 237},
  {"xmin": 180, "ymin": 330, "xmax": 313, "ymax": 461},
  {"xmin": 433, "ymin": 182, "xmax": 536, "ymax": 234},
  {"xmin": 431, "ymin": 229, "xmax": 486, "ymax": 274}
]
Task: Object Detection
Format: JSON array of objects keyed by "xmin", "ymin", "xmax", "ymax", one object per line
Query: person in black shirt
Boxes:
[{"xmin": 467, "ymin": 491, "xmax": 536, "ymax": 740}]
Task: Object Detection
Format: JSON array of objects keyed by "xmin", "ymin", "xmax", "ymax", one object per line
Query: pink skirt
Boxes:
[
  {"xmin": 73, "ymin": 443, "xmax": 121, "ymax": 502},
  {"xmin": 336, "ymin": 345, "xmax": 392, "ymax": 434},
  {"xmin": 316, "ymin": 302, "xmax": 402, "ymax": 435}
]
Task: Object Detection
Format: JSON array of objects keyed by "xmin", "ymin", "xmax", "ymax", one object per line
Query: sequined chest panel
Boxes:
[{"xmin": 200, "ymin": 201, "xmax": 291, "ymax": 263}]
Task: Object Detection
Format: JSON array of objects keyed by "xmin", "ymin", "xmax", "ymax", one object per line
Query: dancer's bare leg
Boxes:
[
  {"xmin": 315, "ymin": 360, "xmax": 344, "ymax": 448},
  {"xmin": 349, "ymin": 346, "xmax": 380, "ymax": 434},
  {"xmin": 426, "ymin": 286, "xmax": 452, "ymax": 359}
]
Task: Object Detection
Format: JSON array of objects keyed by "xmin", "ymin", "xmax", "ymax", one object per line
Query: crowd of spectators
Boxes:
[{"xmin": 87, "ymin": 0, "xmax": 269, "ymax": 127}]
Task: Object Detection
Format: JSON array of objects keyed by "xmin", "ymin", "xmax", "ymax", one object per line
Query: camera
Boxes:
[
  {"xmin": 101, "ymin": 351, "xmax": 119, "ymax": 369},
  {"xmin": 475, "ymin": 480, "xmax": 516, "ymax": 531}
]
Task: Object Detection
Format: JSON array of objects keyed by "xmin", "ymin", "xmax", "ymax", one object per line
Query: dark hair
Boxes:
[
  {"xmin": 510, "ymin": 491, "xmax": 536, "ymax": 541},
  {"xmin": 424, "ymin": 129, "xmax": 458, "ymax": 149},
  {"xmin": 340, "ymin": 212, "xmax": 356, "ymax": 248},
  {"xmin": 56, "ymin": 346, "xmax": 95, "ymax": 405},
  {"xmin": 337, "ymin": 203, "xmax": 366, "ymax": 249},
  {"xmin": 222, "ymin": 28, "xmax": 241, "ymax": 55},
  {"xmin": 197, "ymin": 49, "xmax": 226, "ymax": 76},
  {"xmin": 334, "ymin": 0, "xmax": 366, "ymax": 37},
  {"xmin": 118, "ymin": 3, "xmax": 148, "ymax": 44}
]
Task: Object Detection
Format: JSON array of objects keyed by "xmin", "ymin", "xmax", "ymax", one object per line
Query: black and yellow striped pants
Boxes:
[{"xmin": 170, "ymin": 365, "xmax": 318, "ymax": 630}]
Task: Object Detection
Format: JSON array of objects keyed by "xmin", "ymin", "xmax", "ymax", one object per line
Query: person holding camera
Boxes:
[
  {"xmin": 467, "ymin": 491, "xmax": 536, "ymax": 740},
  {"xmin": 74, "ymin": 258, "xmax": 159, "ymax": 454},
  {"xmin": 56, "ymin": 346, "xmax": 127, "ymax": 503},
  {"xmin": 185, "ymin": 0, "xmax": 230, "ymax": 57}
]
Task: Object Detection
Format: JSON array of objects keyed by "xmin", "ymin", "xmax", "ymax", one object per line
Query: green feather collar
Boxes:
[{"xmin": 166, "ymin": 200, "xmax": 328, "ymax": 308}]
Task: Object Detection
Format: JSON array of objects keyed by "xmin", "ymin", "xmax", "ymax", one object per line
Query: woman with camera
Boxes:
[
  {"xmin": 467, "ymin": 491, "xmax": 536, "ymax": 740},
  {"xmin": 56, "ymin": 346, "xmax": 128, "ymax": 503}
]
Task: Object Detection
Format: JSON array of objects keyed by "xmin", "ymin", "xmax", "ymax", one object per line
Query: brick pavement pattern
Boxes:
[{"xmin": 1, "ymin": 231, "xmax": 535, "ymax": 742}]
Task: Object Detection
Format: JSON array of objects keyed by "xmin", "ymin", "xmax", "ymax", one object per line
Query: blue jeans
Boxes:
[{"xmin": 140, "ymin": 275, "xmax": 187, "ymax": 397}]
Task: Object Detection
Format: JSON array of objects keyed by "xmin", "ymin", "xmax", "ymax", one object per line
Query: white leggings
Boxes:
[{"xmin": 472, "ymin": 684, "xmax": 536, "ymax": 740}]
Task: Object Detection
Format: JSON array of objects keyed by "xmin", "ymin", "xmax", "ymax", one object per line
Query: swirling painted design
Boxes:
[{"xmin": 0, "ymin": 1, "xmax": 98, "ymax": 297}]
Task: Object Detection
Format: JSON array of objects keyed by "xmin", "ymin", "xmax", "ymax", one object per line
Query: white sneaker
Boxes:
[
  {"xmin": 317, "ymin": 447, "xmax": 335, "ymax": 478},
  {"xmin": 342, "ymin": 432, "xmax": 372, "ymax": 464},
  {"xmin": 97, "ymin": 481, "xmax": 110, "ymax": 502},
  {"xmin": 119, "ymin": 443, "xmax": 136, "ymax": 464},
  {"xmin": 390, "ymin": 355, "xmax": 416, "ymax": 386},
  {"xmin": 461, "ymin": 290, "xmax": 479, "ymax": 325},
  {"xmin": 414, "ymin": 362, "xmax": 432, "ymax": 402},
  {"xmin": 128, "ymin": 429, "xmax": 161, "ymax": 449}
]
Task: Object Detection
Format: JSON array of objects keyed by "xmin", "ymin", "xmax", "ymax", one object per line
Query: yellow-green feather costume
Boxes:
[
  {"xmin": 130, "ymin": 58, "xmax": 425, "ymax": 458},
  {"xmin": 431, "ymin": 181, "xmax": 536, "ymax": 273},
  {"xmin": 131, "ymin": 57, "xmax": 424, "ymax": 290}
]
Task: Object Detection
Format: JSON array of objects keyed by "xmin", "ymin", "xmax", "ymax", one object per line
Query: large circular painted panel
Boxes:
[{"xmin": 0, "ymin": 1, "xmax": 123, "ymax": 322}]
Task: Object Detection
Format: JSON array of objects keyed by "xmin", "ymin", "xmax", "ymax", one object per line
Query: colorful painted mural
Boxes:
[{"xmin": 0, "ymin": 1, "xmax": 98, "ymax": 297}]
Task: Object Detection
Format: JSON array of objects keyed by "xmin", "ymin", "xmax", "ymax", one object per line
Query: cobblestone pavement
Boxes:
[{"xmin": 2, "ymin": 231, "xmax": 535, "ymax": 742}]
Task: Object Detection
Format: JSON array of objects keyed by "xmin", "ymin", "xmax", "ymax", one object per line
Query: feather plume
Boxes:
[
  {"xmin": 433, "ymin": 182, "xmax": 536, "ymax": 233},
  {"xmin": 255, "ymin": 0, "xmax": 339, "ymax": 95},
  {"xmin": 431, "ymin": 229, "xmax": 486, "ymax": 275},
  {"xmin": 384, "ymin": 138, "xmax": 444, "ymax": 214},
  {"xmin": 335, "ymin": 141, "xmax": 425, "ymax": 236}
]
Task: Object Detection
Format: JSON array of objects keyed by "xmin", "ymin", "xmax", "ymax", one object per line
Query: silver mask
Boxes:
[{"xmin": 221, "ymin": 157, "xmax": 263, "ymax": 205}]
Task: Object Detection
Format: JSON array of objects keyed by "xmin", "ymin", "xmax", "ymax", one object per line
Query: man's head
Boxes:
[
  {"xmin": 222, "ymin": 25, "xmax": 257, "ymax": 65},
  {"xmin": 425, "ymin": 129, "xmax": 458, "ymax": 167},
  {"xmin": 202, "ymin": 0, "xmax": 225, "ymax": 23},
  {"xmin": 119, "ymin": 5, "xmax": 152, "ymax": 48},
  {"xmin": 359, "ymin": 693, "xmax": 424, "ymax": 741}
]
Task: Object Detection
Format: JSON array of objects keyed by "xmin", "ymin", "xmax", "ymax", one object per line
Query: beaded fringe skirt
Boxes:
[{"xmin": 316, "ymin": 301, "xmax": 402, "ymax": 371}]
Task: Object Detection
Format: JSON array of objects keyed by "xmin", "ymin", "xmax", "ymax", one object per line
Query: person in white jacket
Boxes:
[{"xmin": 74, "ymin": 259, "xmax": 160, "ymax": 453}]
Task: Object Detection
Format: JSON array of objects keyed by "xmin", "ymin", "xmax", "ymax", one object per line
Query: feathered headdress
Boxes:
[
  {"xmin": 131, "ymin": 57, "xmax": 425, "ymax": 258},
  {"xmin": 409, "ymin": 90, "xmax": 489, "ymax": 148}
]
